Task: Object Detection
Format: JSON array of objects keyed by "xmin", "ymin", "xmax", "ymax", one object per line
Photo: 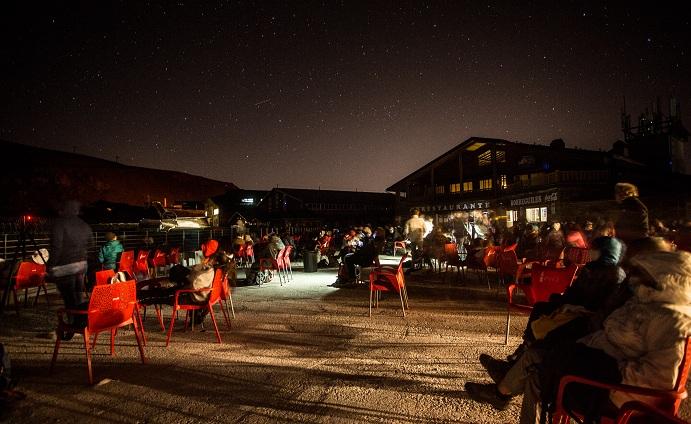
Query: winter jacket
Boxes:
[
  {"xmin": 404, "ymin": 215, "xmax": 426, "ymax": 243},
  {"xmin": 97, "ymin": 240, "xmax": 124, "ymax": 270},
  {"xmin": 579, "ymin": 250, "xmax": 691, "ymax": 407},
  {"xmin": 48, "ymin": 205, "xmax": 93, "ymax": 277},
  {"xmin": 184, "ymin": 263, "xmax": 215, "ymax": 303},
  {"xmin": 615, "ymin": 196, "xmax": 649, "ymax": 244}
]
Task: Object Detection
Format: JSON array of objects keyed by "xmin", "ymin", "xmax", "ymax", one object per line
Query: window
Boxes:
[
  {"xmin": 498, "ymin": 174, "xmax": 507, "ymax": 189},
  {"xmin": 526, "ymin": 207, "xmax": 548, "ymax": 222},
  {"xmin": 435, "ymin": 185, "xmax": 445, "ymax": 194},
  {"xmin": 496, "ymin": 150, "xmax": 506, "ymax": 163},
  {"xmin": 507, "ymin": 210, "xmax": 518, "ymax": 227},
  {"xmin": 479, "ymin": 178, "xmax": 492, "ymax": 190},
  {"xmin": 463, "ymin": 181, "xmax": 473, "ymax": 192},
  {"xmin": 478, "ymin": 150, "xmax": 492, "ymax": 166},
  {"xmin": 449, "ymin": 183, "xmax": 461, "ymax": 193}
]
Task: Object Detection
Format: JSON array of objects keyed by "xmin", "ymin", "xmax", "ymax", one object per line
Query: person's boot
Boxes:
[
  {"xmin": 479, "ymin": 353, "xmax": 512, "ymax": 385},
  {"xmin": 464, "ymin": 382, "xmax": 513, "ymax": 411}
]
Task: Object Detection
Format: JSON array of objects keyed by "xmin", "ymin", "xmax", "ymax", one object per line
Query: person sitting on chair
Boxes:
[{"xmin": 97, "ymin": 231, "xmax": 124, "ymax": 271}]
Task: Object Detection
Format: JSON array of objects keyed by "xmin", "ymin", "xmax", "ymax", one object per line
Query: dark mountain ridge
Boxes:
[{"xmin": 0, "ymin": 140, "xmax": 237, "ymax": 216}]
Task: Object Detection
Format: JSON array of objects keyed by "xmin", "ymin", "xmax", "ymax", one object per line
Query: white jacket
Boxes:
[{"xmin": 579, "ymin": 250, "xmax": 691, "ymax": 406}]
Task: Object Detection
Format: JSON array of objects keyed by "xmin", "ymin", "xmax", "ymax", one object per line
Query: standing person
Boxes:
[
  {"xmin": 47, "ymin": 200, "xmax": 94, "ymax": 335},
  {"xmin": 614, "ymin": 182, "xmax": 649, "ymax": 255},
  {"xmin": 404, "ymin": 209, "xmax": 426, "ymax": 268},
  {"xmin": 543, "ymin": 222, "xmax": 565, "ymax": 261},
  {"xmin": 97, "ymin": 231, "xmax": 124, "ymax": 270}
]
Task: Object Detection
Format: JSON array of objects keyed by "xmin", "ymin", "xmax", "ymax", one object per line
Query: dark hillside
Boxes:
[{"xmin": 0, "ymin": 140, "xmax": 237, "ymax": 215}]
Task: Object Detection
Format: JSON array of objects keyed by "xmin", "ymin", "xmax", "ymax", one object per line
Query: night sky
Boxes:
[{"xmin": 2, "ymin": 2, "xmax": 690, "ymax": 192}]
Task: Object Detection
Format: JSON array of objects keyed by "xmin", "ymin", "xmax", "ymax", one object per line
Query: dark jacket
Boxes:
[
  {"xmin": 615, "ymin": 196, "xmax": 649, "ymax": 244},
  {"xmin": 49, "ymin": 216, "xmax": 93, "ymax": 269}
]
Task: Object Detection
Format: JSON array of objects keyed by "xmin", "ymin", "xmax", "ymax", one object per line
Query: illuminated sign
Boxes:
[
  {"xmin": 241, "ymin": 198, "xmax": 254, "ymax": 204},
  {"xmin": 510, "ymin": 191, "xmax": 558, "ymax": 207},
  {"xmin": 418, "ymin": 201, "xmax": 490, "ymax": 212}
]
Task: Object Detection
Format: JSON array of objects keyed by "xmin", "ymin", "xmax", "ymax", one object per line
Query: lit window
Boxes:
[
  {"xmin": 507, "ymin": 210, "xmax": 518, "ymax": 227},
  {"xmin": 526, "ymin": 207, "xmax": 548, "ymax": 222},
  {"xmin": 463, "ymin": 181, "xmax": 473, "ymax": 192},
  {"xmin": 479, "ymin": 178, "xmax": 492, "ymax": 190},
  {"xmin": 449, "ymin": 183, "xmax": 461, "ymax": 193},
  {"xmin": 499, "ymin": 175, "xmax": 507, "ymax": 189},
  {"xmin": 213, "ymin": 208, "xmax": 219, "ymax": 216},
  {"xmin": 436, "ymin": 185, "xmax": 445, "ymax": 194},
  {"xmin": 478, "ymin": 150, "xmax": 492, "ymax": 166},
  {"xmin": 496, "ymin": 150, "xmax": 506, "ymax": 163}
]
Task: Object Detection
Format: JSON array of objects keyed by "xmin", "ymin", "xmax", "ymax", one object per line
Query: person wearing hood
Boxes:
[
  {"xmin": 48, "ymin": 200, "xmax": 94, "ymax": 337},
  {"xmin": 465, "ymin": 236, "xmax": 628, "ymax": 419}
]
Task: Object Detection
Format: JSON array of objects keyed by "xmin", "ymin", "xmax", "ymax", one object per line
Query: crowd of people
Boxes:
[
  {"xmin": 461, "ymin": 182, "xmax": 691, "ymax": 423},
  {"xmin": 6, "ymin": 180, "xmax": 691, "ymax": 422}
]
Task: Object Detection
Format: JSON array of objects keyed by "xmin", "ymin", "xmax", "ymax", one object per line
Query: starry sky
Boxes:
[{"xmin": 2, "ymin": 1, "xmax": 690, "ymax": 192}]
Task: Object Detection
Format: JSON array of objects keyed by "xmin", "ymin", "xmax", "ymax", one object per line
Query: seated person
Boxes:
[
  {"xmin": 337, "ymin": 228, "xmax": 385, "ymax": 284},
  {"xmin": 97, "ymin": 231, "xmax": 124, "ymax": 270},
  {"xmin": 138, "ymin": 240, "xmax": 227, "ymax": 311},
  {"xmin": 465, "ymin": 249, "xmax": 690, "ymax": 424}
]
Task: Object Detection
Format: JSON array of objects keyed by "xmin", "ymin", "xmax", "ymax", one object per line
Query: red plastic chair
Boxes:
[
  {"xmin": 9, "ymin": 261, "xmax": 48, "ymax": 313},
  {"xmin": 95, "ymin": 269, "xmax": 116, "ymax": 286},
  {"xmin": 504, "ymin": 263, "xmax": 578, "ymax": 344},
  {"xmin": 443, "ymin": 243, "xmax": 465, "ymax": 282},
  {"xmin": 393, "ymin": 240, "xmax": 407, "ymax": 256},
  {"xmin": 118, "ymin": 250, "xmax": 135, "ymax": 277},
  {"xmin": 135, "ymin": 249, "xmax": 150, "ymax": 278},
  {"xmin": 369, "ymin": 253, "xmax": 408, "ymax": 317},
  {"xmin": 259, "ymin": 247, "xmax": 287, "ymax": 285},
  {"xmin": 150, "ymin": 249, "xmax": 167, "ymax": 276},
  {"xmin": 615, "ymin": 401, "xmax": 690, "ymax": 424},
  {"xmin": 50, "ymin": 280, "xmax": 146, "ymax": 385},
  {"xmin": 282, "ymin": 245, "xmax": 294, "ymax": 281},
  {"xmin": 234, "ymin": 244, "xmax": 246, "ymax": 267},
  {"xmin": 553, "ymin": 337, "xmax": 691, "ymax": 424},
  {"xmin": 165, "ymin": 268, "xmax": 230, "ymax": 346}
]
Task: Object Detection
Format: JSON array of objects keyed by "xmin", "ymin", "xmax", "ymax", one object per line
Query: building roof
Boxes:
[{"xmin": 385, "ymin": 136, "xmax": 611, "ymax": 192}]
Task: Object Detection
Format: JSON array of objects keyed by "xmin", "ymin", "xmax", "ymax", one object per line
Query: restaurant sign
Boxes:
[
  {"xmin": 509, "ymin": 192, "xmax": 558, "ymax": 207},
  {"xmin": 419, "ymin": 201, "xmax": 490, "ymax": 213}
]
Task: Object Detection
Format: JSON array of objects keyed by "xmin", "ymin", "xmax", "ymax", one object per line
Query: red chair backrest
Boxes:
[
  {"xmin": 87, "ymin": 280, "xmax": 137, "ymax": 334},
  {"xmin": 95, "ymin": 269, "xmax": 116, "ymax": 286},
  {"xmin": 235, "ymin": 244, "xmax": 246, "ymax": 259},
  {"xmin": 118, "ymin": 250, "xmax": 135, "ymax": 274},
  {"xmin": 135, "ymin": 250, "xmax": 150, "ymax": 273},
  {"xmin": 522, "ymin": 263, "xmax": 578, "ymax": 305},
  {"xmin": 483, "ymin": 246, "xmax": 499, "ymax": 269},
  {"xmin": 245, "ymin": 243, "xmax": 254, "ymax": 258},
  {"xmin": 14, "ymin": 261, "xmax": 46, "ymax": 289},
  {"xmin": 444, "ymin": 243, "xmax": 457, "ymax": 259},
  {"xmin": 670, "ymin": 337, "xmax": 691, "ymax": 412},
  {"xmin": 283, "ymin": 245, "xmax": 293, "ymax": 263},
  {"xmin": 167, "ymin": 247, "xmax": 181, "ymax": 265},
  {"xmin": 151, "ymin": 249, "xmax": 166, "ymax": 266},
  {"xmin": 275, "ymin": 247, "xmax": 286, "ymax": 266},
  {"xmin": 564, "ymin": 246, "xmax": 589, "ymax": 266},
  {"xmin": 209, "ymin": 269, "xmax": 224, "ymax": 305},
  {"xmin": 497, "ymin": 249, "xmax": 519, "ymax": 277}
]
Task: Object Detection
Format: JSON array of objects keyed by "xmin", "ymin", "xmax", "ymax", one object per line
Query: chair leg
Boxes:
[
  {"xmin": 369, "ymin": 289, "xmax": 373, "ymax": 317},
  {"xmin": 505, "ymin": 310, "xmax": 511, "ymax": 345},
  {"xmin": 218, "ymin": 302, "xmax": 231, "ymax": 329},
  {"xmin": 155, "ymin": 305, "xmax": 165, "ymax": 331},
  {"xmin": 228, "ymin": 293, "xmax": 235, "ymax": 319},
  {"xmin": 12, "ymin": 288, "xmax": 19, "ymax": 315},
  {"xmin": 134, "ymin": 307, "xmax": 147, "ymax": 346},
  {"xmin": 50, "ymin": 329, "xmax": 62, "ymax": 374},
  {"xmin": 131, "ymin": 318, "xmax": 147, "ymax": 364},
  {"xmin": 84, "ymin": 330, "xmax": 94, "ymax": 385},
  {"xmin": 207, "ymin": 305, "xmax": 222, "ymax": 343},
  {"xmin": 399, "ymin": 290, "xmax": 406, "ymax": 317},
  {"xmin": 165, "ymin": 309, "xmax": 177, "ymax": 347},
  {"xmin": 110, "ymin": 328, "xmax": 116, "ymax": 356}
]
